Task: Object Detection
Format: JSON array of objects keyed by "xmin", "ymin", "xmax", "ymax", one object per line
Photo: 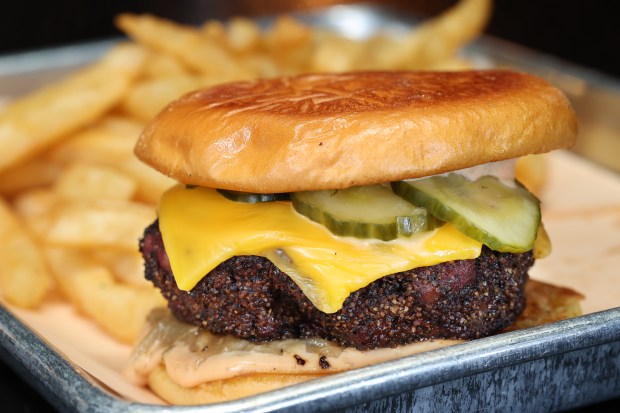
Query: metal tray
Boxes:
[
  {"xmin": 2, "ymin": 304, "xmax": 619, "ymax": 412},
  {"xmin": 1, "ymin": 4, "xmax": 620, "ymax": 412}
]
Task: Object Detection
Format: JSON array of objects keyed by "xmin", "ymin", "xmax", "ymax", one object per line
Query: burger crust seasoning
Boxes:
[{"xmin": 131, "ymin": 70, "xmax": 579, "ymax": 403}]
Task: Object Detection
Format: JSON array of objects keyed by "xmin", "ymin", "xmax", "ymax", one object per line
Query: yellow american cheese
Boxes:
[{"xmin": 159, "ymin": 185, "xmax": 482, "ymax": 313}]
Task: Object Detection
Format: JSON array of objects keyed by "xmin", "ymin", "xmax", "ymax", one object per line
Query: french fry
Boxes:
[
  {"xmin": 116, "ymin": 14, "xmax": 254, "ymax": 80},
  {"xmin": 43, "ymin": 199, "xmax": 156, "ymax": 251},
  {"xmin": 225, "ymin": 17, "xmax": 261, "ymax": 53},
  {"xmin": 0, "ymin": 43, "xmax": 147, "ymax": 172},
  {"xmin": 142, "ymin": 50, "xmax": 190, "ymax": 79},
  {"xmin": 359, "ymin": 34, "xmax": 411, "ymax": 70},
  {"xmin": 236, "ymin": 54, "xmax": 280, "ymax": 78},
  {"xmin": 263, "ymin": 16, "xmax": 314, "ymax": 74},
  {"xmin": 200, "ymin": 20, "xmax": 227, "ymax": 44},
  {"xmin": 45, "ymin": 116, "xmax": 176, "ymax": 204},
  {"xmin": 0, "ymin": 198, "xmax": 53, "ymax": 308},
  {"xmin": 0, "ymin": 156, "xmax": 63, "ymax": 196},
  {"xmin": 48, "ymin": 116, "xmax": 142, "ymax": 166},
  {"xmin": 45, "ymin": 247, "xmax": 165, "ymax": 343},
  {"xmin": 11, "ymin": 188, "xmax": 58, "ymax": 236},
  {"xmin": 263, "ymin": 16, "xmax": 312, "ymax": 51},
  {"xmin": 73, "ymin": 269, "xmax": 165, "ymax": 343},
  {"xmin": 89, "ymin": 248, "xmax": 149, "ymax": 287},
  {"xmin": 311, "ymin": 35, "xmax": 365, "ymax": 72},
  {"xmin": 120, "ymin": 75, "xmax": 203, "ymax": 121},
  {"xmin": 53, "ymin": 162, "xmax": 137, "ymax": 201},
  {"xmin": 399, "ymin": 0, "xmax": 492, "ymax": 69},
  {"xmin": 43, "ymin": 246, "xmax": 98, "ymax": 303},
  {"xmin": 117, "ymin": 156, "xmax": 176, "ymax": 205}
]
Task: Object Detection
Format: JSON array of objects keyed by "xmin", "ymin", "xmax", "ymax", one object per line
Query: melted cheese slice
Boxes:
[{"xmin": 159, "ymin": 185, "xmax": 482, "ymax": 313}]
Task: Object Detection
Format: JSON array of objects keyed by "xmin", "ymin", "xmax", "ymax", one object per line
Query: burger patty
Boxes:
[{"xmin": 141, "ymin": 220, "xmax": 533, "ymax": 350}]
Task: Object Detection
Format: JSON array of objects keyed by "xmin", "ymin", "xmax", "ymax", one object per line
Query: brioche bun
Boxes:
[
  {"xmin": 148, "ymin": 368, "xmax": 325, "ymax": 405},
  {"xmin": 135, "ymin": 70, "xmax": 577, "ymax": 193}
]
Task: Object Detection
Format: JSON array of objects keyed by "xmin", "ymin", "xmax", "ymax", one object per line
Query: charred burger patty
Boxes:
[{"xmin": 141, "ymin": 220, "xmax": 533, "ymax": 350}]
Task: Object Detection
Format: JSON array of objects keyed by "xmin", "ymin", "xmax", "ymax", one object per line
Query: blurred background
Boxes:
[
  {"xmin": 0, "ymin": 0, "xmax": 618, "ymax": 79},
  {"xmin": 0, "ymin": 1, "xmax": 619, "ymax": 412}
]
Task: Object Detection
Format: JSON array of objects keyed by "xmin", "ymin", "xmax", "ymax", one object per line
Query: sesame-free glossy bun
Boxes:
[
  {"xmin": 135, "ymin": 70, "xmax": 578, "ymax": 193},
  {"xmin": 147, "ymin": 367, "xmax": 325, "ymax": 405}
]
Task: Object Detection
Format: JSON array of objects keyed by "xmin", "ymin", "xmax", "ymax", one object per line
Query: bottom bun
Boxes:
[
  {"xmin": 148, "ymin": 279, "xmax": 583, "ymax": 405},
  {"xmin": 504, "ymin": 279, "xmax": 584, "ymax": 332},
  {"xmin": 148, "ymin": 367, "xmax": 326, "ymax": 405}
]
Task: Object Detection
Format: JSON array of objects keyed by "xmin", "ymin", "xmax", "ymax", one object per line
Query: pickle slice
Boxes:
[
  {"xmin": 391, "ymin": 175, "xmax": 540, "ymax": 253},
  {"xmin": 217, "ymin": 189, "xmax": 291, "ymax": 203},
  {"xmin": 291, "ymin": 185, "xmax": 440, "ymax": 241}
]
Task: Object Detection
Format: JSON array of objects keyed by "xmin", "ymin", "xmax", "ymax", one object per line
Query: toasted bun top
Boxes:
[{"xmin": 135, "ymin": 70, "xmax": 577, "ymax": 193}]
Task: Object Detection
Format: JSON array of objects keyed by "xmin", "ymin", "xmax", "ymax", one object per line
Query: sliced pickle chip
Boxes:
[
  {"xmin": 217, "ymin": 189, "xmax": 291, "ymax": 203},
  {"xmin": 291, "ymin": 185, "xmax": 441, "ymax": 241},
  {"xmin": 391, "ymin": 175, "xmax": 541, "ymax": 253}
]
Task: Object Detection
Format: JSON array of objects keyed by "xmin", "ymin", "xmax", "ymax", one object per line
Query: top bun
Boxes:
[{"xmin": 135, "ymin": 70, "xmax": 577, "ymax": 193}]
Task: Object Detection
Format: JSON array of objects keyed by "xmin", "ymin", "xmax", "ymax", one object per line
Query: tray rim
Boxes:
[
  {"xmin": 2, "ymin": 303, "xmax": 620, "ymax": 413},
  {"xmin": 1, "ymin": 3, "xmax": 620, "ymax": 412}
]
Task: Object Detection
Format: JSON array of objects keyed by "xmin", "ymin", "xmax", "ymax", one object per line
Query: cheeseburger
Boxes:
[{"xmin": 129, "ymin": 71, "xmax": 579, "ymax": 404}]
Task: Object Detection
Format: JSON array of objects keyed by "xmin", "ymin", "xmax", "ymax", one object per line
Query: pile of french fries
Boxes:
[{"xmin": 0, "ymin": 0, "xmax": 492, "ymax": 344}]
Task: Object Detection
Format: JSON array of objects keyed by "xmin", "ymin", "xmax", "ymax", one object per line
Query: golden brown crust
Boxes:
[
  {"xmin": 135, "ymin": 70, "xmax": 578, "ymax": 193},
  {"xmin": 147, "ymin": 279, "xmax": 582, "ymax": 405},
  {"xmin": 504, "ymin": 279, "xmax": 584, "ymax": 332},
  {"xmin": 148, "ymin": 367, "xmax": 325, "ymax": 405}
]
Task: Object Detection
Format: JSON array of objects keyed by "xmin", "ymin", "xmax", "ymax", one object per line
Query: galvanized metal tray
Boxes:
[
  {"xmin": 2, "ymin": 304, "xmax": 619, "ymax": 412},
  {"xmin": 1, "ymin": 4, "xmax": 619, "ymax": 412}
]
